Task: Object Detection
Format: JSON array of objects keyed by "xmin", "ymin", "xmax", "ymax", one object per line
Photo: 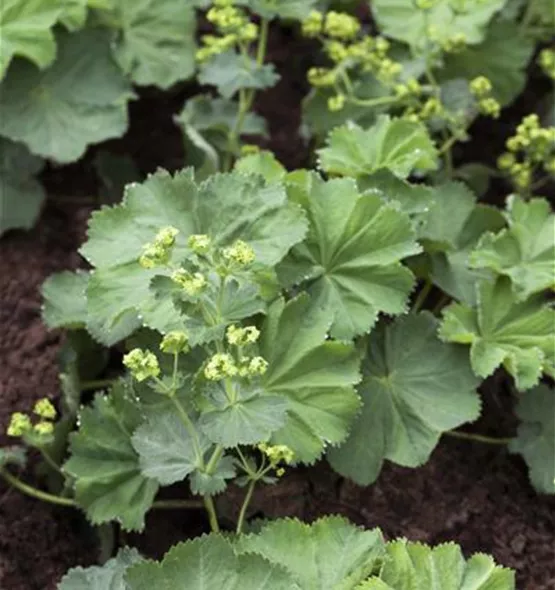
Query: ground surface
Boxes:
[{"xmin": 1, "ymin": 20, "xmax": 554, "ymax": 590}]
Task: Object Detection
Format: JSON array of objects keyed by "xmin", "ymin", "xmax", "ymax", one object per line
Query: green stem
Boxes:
[
  {"xmin": 444, "ymin": 430, "xmax": 512, "ymax": 445},
  {"xmin": 40, "ymin": 449, "xmax": 64, "ymax": 476},
  {"xmin": 80, "ymin": 378, "xmax": 116, "ymax": 391},
  {"xmin": 412, "ymin": 280, "xmax": 432, "ymax": 312},
  {"xmin": 203, "ymin": 496, "xmax": 220, "ymax": 532},
  {"xmin": 236, "ymin": 478, "xmax": 257, "ymax": 534},
  {"xmin": 345, "ymin": 95, "xmax": 399, "ymax": 108},
  {"xmin": 171, "ymin": 397, "xmax": 205, "ymax": 466},
  {"xmin": 432, "ymin": 293, "xmax": 450, "ymax": 316},
  {"xmin": 256, "ymin": 18, "xmax": 270, "ymax": 66},
  {"xmin": 0, "ymin": 468, "xmax": 76, "ymax": 507}
]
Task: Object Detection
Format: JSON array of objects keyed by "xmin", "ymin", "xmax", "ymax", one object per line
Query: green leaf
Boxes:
[
  {"xmin": 197, "ymin": 387, "xmax": 289, "ymax": 448},
  {"xmin": 235, "ymin": 0, "xmax": 318, "ymax": 20},
  {"xmin": 81, "ymin": 169, "xmax": 306, "ymax": 345},
  {"xmin": 470, "ymin": 195, "xmax": 555, "ymax": 300},
  {"xmin": 189, "ymin": 455, "xmax": 236, "ymax": 496},
  {"xmin": 429, "ymin": 204, "xmax": 506, "ymax": 306},
  {"xmin": 440, "ymin": 21, "xmax": 535, "ymax": 106},
  {"xmin": 329, "ymin": 312, "xmax": 480, "ymax": 485},
  {"xmin": 0, "ymin": 28, "xmax": 133, "ymax": 163},
  {"xmin": 58, "ymin": 548, "xmax": 142, "ymax": 590},
  {"xmin": 107, "ymin": 0, "xmax": 196, "ymax": 89},
  {"xmin": 364, "ymin": 539, "xmax": 515, "ymax": 589},
  {"xmin": 259, "ymin": 295, "xmax": 362, "ymax": 463},
  {"xmin": 439, "ymin": 277, "xmax": 555, "ymax": 391},
  {"xmin": 175, "ymin": 95, "xmax": 267, "ymax": 175},
  {"xmin": 64, "ymin": 381, "xmax": 159, "ymax": 531},
  {"xmin": 279, "ymin": 174, "xmax": 421, "ymax": 339},
  {"xmin": 131, "ymin": 411, "xmax": 209, "ymax": 486},
  {"xmin": 236, "ymin": 516, "xmax": 385, "ymax": 588},
  {"xmin": 198, "ymin": 51, "xmax": 279, "ymax": 99},
  {"xmin": 125, "ymin": 535, "xmax": 299, "ymax": 589},
  {"xmin": 41, "ymin": 270, "xmax": 89, "ymax": 329},
  {"xmin": 0, "ymin": 0, "xmax": 68, "ymax": 79},
  {"xmin": 234, "ymin": 151, "xmax": 286, "ymax": 184},
  {"xmin": 371, "ymin": 0, "xmax": 506, "ymax": 49},
  {"xmin": 0, "ymin": 138, "xmax": 45, "ymax": 235},
  {"xmin": 318, "ymin": 116, "xmax": 438, "ymax": 179},
  {"xmin": 0, "ymin": 446, "xmax": 26, "ymax": 468},
  {"xmin": 510, "ymin": 384, "xmax": 555, "ymax": 494}
]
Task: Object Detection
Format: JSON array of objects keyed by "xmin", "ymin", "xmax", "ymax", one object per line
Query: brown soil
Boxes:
[{"xmin": 1, "ymin": 20, "xmax": 554, "ymax": 590}]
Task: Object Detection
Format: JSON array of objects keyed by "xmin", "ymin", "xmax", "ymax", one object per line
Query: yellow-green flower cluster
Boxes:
[
  {"xmin": 258, "ymin": 442, "xmax": 294, "ymax": 465},
  {"xmin": 123, "ymin": 348, "xmax": 161, "ymax": 382},
  {"xmin": 204, "ymin": 352, "xmax": 238, "ymax": 380},
  {"xmin": 7, "ymin": 398, "xmax": 58, "ymax": 439},
  {"xmin": 226, "ymin": 324, "xmax": 260, "ymax": 346},
  {"xmin": 222, "ymin": 239, "xmax": 255, "ymax": 266},
  {"xmin": 302, "ymin": 10, "xmax": 324, "ymax": 37},
  {"xmin": 196, "ymin": 1, "xmax": 257, "ymax": 62},
  {"xmin": 323, "ymin": 11, "xmax": 360, "ymax": 40},
  {"xmin": 245, "ymin": 356, "xmax": 268, "ymax": 376},
  {"xmin": 415, "ymin": 0, "xmax": 438, "ymax": 9},
  {"xmin": 538, "ymin": 48, "xmax": 555, "ymax": 80},
  {"xmin": 307, "ymin": 67, "xmax": 336, "ymax": 88},
  {"xmin": 187, "ymin": 234, "xmax": 211, "ymax": 255},
  {"xmin": 469, "ymin": 76, "xmax": 500, "ymax": 118},
  {"xmin": 171, "ymin": 268, "xmax": 207, "ymax": 296},
  {"xmin": 441, "ymin": 32, "xmax": 467, "ymax": 53},
  {"xmin": 160, "ymin": 331, "xmax": 189, "ymax": 355},
  {"xmin": 498, "ymin": 114, "xmax": 555, "ymax": 190},
  {"xmin": 139, "ymin": 226, "xmax": 179, "ymax": 269}
]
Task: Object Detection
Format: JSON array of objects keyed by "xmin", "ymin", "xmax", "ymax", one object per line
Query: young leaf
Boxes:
[
  {"xmin": 318, "ymin": 116, "xmax": 438, "ymax": 179},
  {"xmin": 0, "ymin": 28, "xmax": 133, "ymax": 163},
  {"xmin": 105, "ymin": 0, "xmax": 196, "ymax": 89},
  {"xmin": 470, "ymin": 196, "xmax": 555, "ymax": 300},
  {"xmin": 198, "ymin": 51, "xmax": 279, "ymax": 99},
  {"xmin": 371, "ymin": 0, "xmax": 505, "ymax": 49},
  {"xmin": 363, "ymin": 539, "xmax": 515, "ymax": 589},
  {"xmin": 510, "ymin": 384, "xmax": 555, "ymax": 494},
  {"xmin": 0, "ymin": 0, "xmax": 67, "ymax": 79},
  {"xmin": 234, "ymin": 151, "xmax": 286, "ymax": 184},
  {"xmin": 58, "ymin": 548, "xmax": 142, "ymax": 590},
  {"xmin": 440, "ymin": 21, "xmax": 535, "ymax": 106},
  {"xmin": 197, "ymin": 387, "xmax": 289, "ymax": 448},
  {"xmin": 236, "ymin": 516, "xmax": 385, "ymax": 588},
  {"xmin": 429, "ymin": 204, "xmax": 506, "ymax": 306},
  {"xmin": 279, "ymin": 174, "xmax": 421, "ymax": 339},
  {"xmin": 124, "ymin": 534, "xmax": 299, "ymax": 589},
  {"xmin": 259, "ymin": 295, "xmax": 362, "ymax": 463},
  {"xmin": 175, "ymin": 95, "xmax": 267, "ymax": 174},
  {"xmin": 0, "ymin": 138, "xmax": 45, "ymax": 235},
  {"xmin": 64, "ymin": 382, "xmax": 159, "ymax": 531},
  {"xmin": 328, "ymin": 312, "xmax": 480, "ymax": 485},
  {"xmin": 41, "ymin": 270, "xmax": 89, "ymax": 329},
  {"xmin": 131, "ymin": 412, "xmax": 210, "ymax": 486},
  {"xmin": 439, "ymin": 278, "xmax": 555, "ymax": 391},
  {"xmin": 81, "ymin": 169, "xmax": 307, "ymax": 345}
]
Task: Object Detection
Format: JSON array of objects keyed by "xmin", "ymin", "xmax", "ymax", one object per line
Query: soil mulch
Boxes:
[{"xmin": 1, "ymin": 20, "xmax": 554, "ymax": 590}]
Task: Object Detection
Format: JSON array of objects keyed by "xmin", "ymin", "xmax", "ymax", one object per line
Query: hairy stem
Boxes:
[
  {"xmin": 40, "ymin": 449, "xmax": 64, "ymax": 476},
  {"xmin": 0, "ymin": 468, "xmax": 76, "ymax": 507},
  {"xmin": 444, "ymin": 430, "xmax": 513, "ymax": 445},
  {"xmin": 236, "ymin": 478, "xmax": 257, "ymax": 534},
  {"xmin": 203, "ymin": 496, "xmax": 220, "ymax": 532}
]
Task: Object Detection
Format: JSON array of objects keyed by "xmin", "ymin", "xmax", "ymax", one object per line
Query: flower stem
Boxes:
[
  {"xmin": 203, "ymin": 496, "xmax": 220, "ymax": 532},
  {"xmin": 444, "ymin": 430, "xmax": 512, "ymax": 445},
  {"xmin": 0, "ymin": 468, "xmax": 76, "ymax": 507},
  {"xmin": 40, "ymin": 449, "xmax": 64, "ymax": 476},
  {"xmin": 236, "ymin": 478, "xmax": 257, "ymax": 534}
]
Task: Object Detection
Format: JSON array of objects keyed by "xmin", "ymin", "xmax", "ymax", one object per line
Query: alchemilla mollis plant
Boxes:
[{"xmin": 1, "ymin": 0, "xmax": 554, "ymax": 587}]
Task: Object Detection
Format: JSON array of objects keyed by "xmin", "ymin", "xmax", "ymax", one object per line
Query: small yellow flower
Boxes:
[
  {"xmin": 324, "ymin": 11, "xmax": 360, "ymax": 40},
  {"xmin": 302, "ymin": 10, "xmax": 323, "ymax": 37},
  {"xmin": 204, "ymin": 353, "xmax": 238, "ymax": 381},
  {"xmin": 469, "ymin": 76, "xmax": 493, "ymax": 98},
  {"xmin": 33, "ymin": 398, "xmax": 57, "ymax": 420},
  {"xmin": 7, "ymin": 412, "xmax": 31, "ymax": 437},
  {"xmin": 160, "ymin": 331, "xmax": 189, "ymax": 355},
  {"xmin": 123, "ymin": 349, "xmax": 161, "ymax": 382},
  {"xmin": 187, "ymin": 234, "xmax": 211, "ymax": 254},
  {"xmin": 34, "ymin": 421, "xmax": 54, "ymax": 436},
  {"xmin": 171, "ymin": 269, "xmax": 207, "ymax": 296},
  {"xmin": 222, "ymin": 240, "xmax": 255, "ymax": 266},
  {"xmin": 328, "ymin": 94, "xmax": 346, "ymax": 112},
  {"xmin": 226, "ymin": 325, "xmax": 260, "ymax": 346}
]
